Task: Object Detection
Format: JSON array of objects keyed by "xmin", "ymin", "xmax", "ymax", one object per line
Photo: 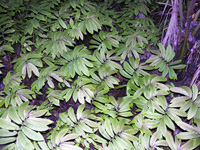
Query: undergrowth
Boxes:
[{"xmin": 0, "ymin": 0, "xmax": 199, "ymax": 150}]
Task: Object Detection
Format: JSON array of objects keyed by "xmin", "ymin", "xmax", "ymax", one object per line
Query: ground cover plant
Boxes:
[{"xmin": 0, "ymin": 0, "xmax": 200, "ymax": 149}]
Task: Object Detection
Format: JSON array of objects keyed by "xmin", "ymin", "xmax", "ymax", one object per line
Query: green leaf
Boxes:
[
  {"xmin": 55, "ymin": 129, "xmax": 68, "ymax": 145},
  {"xmin": 90, "ymin": 134, "xmax": 107, "ymax": 144},
  {"xmin": 93, "ymin": 101, "xmax": 107, "ymax": 111},
  {"xmin": 2, "ymin": 143, "xmax": 15, "ymax": 150},
  {"xmin": 164, "ymin": 131, "xmax": 176, "ymax": 150},
  {"xmin": 36, "ymin": 14, "xmax": 45, "ymax": 21},
  {"xmin": 99, "ymin": 126, "xmax": 111, "ymax": 140},
  {"xmin": 50, "ymin": 73, "xmax": 63, "ymax": 82},
  {"xmin": 177, "ymin": 132, "xmax": 199, "ymax": 140},
  {"xmin": 40, "ymin": 10, "xmax": 57, "ymax": 19},
  {"xmin": 60, "ymin": 133, "xmax": 79, "ymax": 143},
  {"xmin": 22, "ymin": 126, "xmax": 44, "ymax": 141},
  {"xmin": 1, "ymin": 45, "xmax": 14, "ymax": 53},
  {"xmin": 176, "ymin": 121, "xmax": 196, "ymax": 132},
  {"xmin": 151, "ymin": 76, "xmax": 167, "ymax": 82},
  {"xmin": 64, "ymin": 89, "xmax": 73, "ymax": 102},
  {"xmin": 111, "ymin": 118, "xmax": 119, "ymax": 134},
  {"xmin": 68, "ymin": 107, "xmax": 77, "ymax": 123},
  {"xmin": 171, "ymin": 64, "xmax": 186, "ymax": 69},
  {"xmin": 74, "ymin": 126, "xmax": 84, "ymax": 135},
  {"xmin": 187, "ymin": 103, "xmax": 198, "ymax": 119},
  {"xmin": 28, "ymin": 110, "xmax": 48, "ymax": 118},
  {"xmin": 77, "ymin": 104, "xmax": 85, "ymax": 120},
  {"xmin": 85, "ymin": 19, "xmax": 93, "ymax": 34},
  {"xmin": 4, "ymin": 29, "xmax": 15, "ymax": 34},
  {"xmin": 24, "ymin": 119, "xmax": 50, "ymax": 131},
  {"xmin": 78, "ymin": 59, "xmax": 89, "ymax": 76},
  {"xmin": 150, "ymin": 131, "xmax": 161, "ymax": 146},
  {"xmin": 180, "ymin": 139, "xmax": 200, "ymax": 150},
  {"xmin": 0, "ymin": 2, "xmax": 8, "ymax": 8},
  {"xmin": 157, "ymin": 118, "xmax": 166, "ymax": 135},
  {"xmin": 158, "ymin": 43, "xmax": 165, "ymax": 58},
  {"xmin": 69, "ymin": 18, "xmax": 74, "ymax": 27},
  {"xmin": 27, "ymin": 117, "xmax": 53, "ymax": 126},
  {"xmin": 58, "ymin": 18, "xmax": 67, "ymax": 29},
  {"xmin": 50, "ymin": 130, "xmax": 57, "ymax": 147},
  {"xmin": 119, "ymin": 112, "xmax": 133, "ymax": 117},
  {"xmin": 108, "ymin": 141, "xmax": 115, "ymax": 150},
  {"xmin": 38, "ymin": 141, "xmax": 50, "ymax": 150},
  {"xmin": 19, "ymin": 103, "xmax": 35, "ymax": 121},
  {"xmin": 116, "ymin": 136, "xmax": 131, "ymax": 149},
  {"xmin": 112, "ymin": 139, "xmax": 123, "ymax": 150},
  {"xmin": 0, "ymin": 118, "xmax": 19, "ymax": 130},
  {"xmin": 120, "ymin": 70, "xmax": 132, "ymax": 79},
  {"xmin": 84, "ymin": 119, "xmax": 99, "ymax": 128},
  {"xmin": 8, "ymin": 107, "xmax": 22, "ymax": 124},
  {"xmin": 0, "ymin": 129, "xmax": 17, "ymax": 137},
  {"xmin": 78, "ymin": 122, "xmax": 93, "ymax": 133},
  {"xmin": 18, "ymin": 131, "xmax": 34, "ymax": 150},
  {"xmin": 169, "ymin": 67, "xmax": 178, "ymax": 80},
  {"xmin": 104, "ymin": 118, "xmax": 114, "ymax": 138},
  {"xmin": 60, "ymin": 143, "xmax": 83, "ymax": 150},
  {"xmin": 170, "ymin": 87, "xmax": 190, "ymax": 97},
  {"xmin": 120, "ymin": 132, "xmax": 138, "ymax": 142},
  {"xmin": 28, "ymin": 63, "xmax": 40, "ymax": 77},
  {"xmin": 0, "ymin": 137, "xmax": 16, "ymax": 145},
  {"xmin": 143, "ymin": 111, "xmax": 163, "ymax": 119},
  {"xmin": 165, "ymin": 45, "xmax": 174, "ymax": 62},
  {"xmin": 192, "ymin": 84, "xmax": 198, "ymax": 101},
  {"xmin": 164, "ymin": 115, "xmax": 175, "ymax": 131},
  {"xmin": 168, "ymin": 108, "xmax": 187, "ymax": 117}
]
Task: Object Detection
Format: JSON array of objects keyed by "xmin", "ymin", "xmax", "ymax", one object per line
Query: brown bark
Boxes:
[{"xmin": 162, "ymin": 0, "xmax": 179, "ymax": 51}]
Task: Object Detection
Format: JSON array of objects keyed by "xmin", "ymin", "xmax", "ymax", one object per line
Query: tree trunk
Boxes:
[{"xmin": 162, "ymin": 0, "xmax": 179, "ymax": 51}]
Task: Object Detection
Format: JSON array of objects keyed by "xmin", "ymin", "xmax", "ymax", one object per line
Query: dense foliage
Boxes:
[{"xmin": 0, "ymin": 0, "xmax": 199, "ymax": 150}]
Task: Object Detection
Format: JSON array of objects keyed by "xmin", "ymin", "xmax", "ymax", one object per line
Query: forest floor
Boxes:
[{"xmin": 0, "ymin": 5, "xmax": 200, "ymax": 149}]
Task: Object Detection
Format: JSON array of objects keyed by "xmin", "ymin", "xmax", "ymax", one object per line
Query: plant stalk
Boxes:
[
  {"xmin": 179, "ymin": 0, "xmax": 196, "ymax": 60},
  {"xmin": 193, "ymin": 9, "xmax": 200, "ymax": 22},
  {"xmin": 192, "ymin": 9, "xmax": 200, "ymax": 36}
]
